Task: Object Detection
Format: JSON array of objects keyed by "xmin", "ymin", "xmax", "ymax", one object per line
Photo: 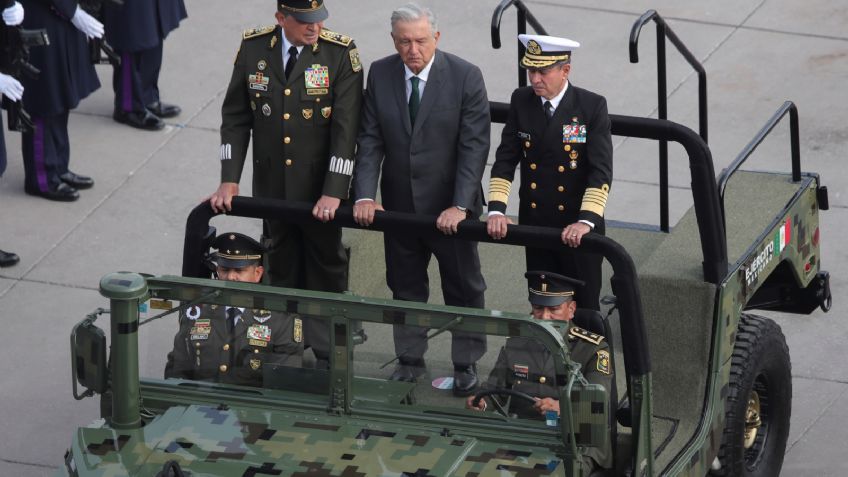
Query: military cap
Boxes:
[
  {"xmin": 212, "ymin": 233, "xmax": 265, "ymax": 269},
  {"xmin": 277, "ymin": 0, "xmax": 329, "ymax": 23},
  {"xmin": 525, "ymin": 271, "xmax": 584, "ymax": 307},
  {"xmin": 518, "ymin": 34, "xmax": 580, "ymax": 69}
]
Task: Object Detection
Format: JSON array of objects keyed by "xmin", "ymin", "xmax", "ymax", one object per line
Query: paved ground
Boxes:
[{"xmin": 1, "ymin": 0, "xmax": 845, "ymax": 475}]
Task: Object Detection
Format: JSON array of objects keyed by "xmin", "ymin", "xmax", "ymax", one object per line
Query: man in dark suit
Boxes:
[
  {"xmin": 103, "ymin": 0, "xmax": 187, "ymax": 130},
  {"xmin": 353, "ymin": 2, "xmax": 490, "ymax": 396},
  {"xmin": 208, "ymin": 0, "xmax": 363, "ymax": 369},
  {"xmin": 19, "ymin": 0, "xmax": 101, "ymax": 202},
  {"xmin": 487, "ymin": 34, "xmax": 612, "ymax": 310}
]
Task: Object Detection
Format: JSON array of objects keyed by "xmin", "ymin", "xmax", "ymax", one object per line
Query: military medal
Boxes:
[
  {"xmin": 305, "ymin": 64, "xmax": 330, "ymax": 88},
  {"xmin": 513, "ymin": 364, "xmax": 529, "ymax": 379},
  {"xmin": 253, "ymin": 309, "xmax": 272, "ymax": 323},
  {"xmin": 186, "ymin": 306, "xmax": 201, "ymax": 321},
  {"xmin": 569, "ymin": 150, "xmax": 579, "ymax": 169},
  {"xmin": 249, "ymin": 72, "xmax": 269, "ymax": 91},
  {"xmin": 249, "ymin": 358, "xmax": 262, "ymax": 371},
  {"xmin": 563, "ymin": 118, "xmax": 587, "ymax": 144},
  {"xmin": 321, "ymin": 106, "xmax": 332, "ymax": 119},
  {"xmin": 257, "ymin": 60, "xmax": 267, "ymax": 71},
  {"xmin": 262, "ymin": 104, "xmax": 271, "ymax": 117},
  {"xmin": 302, "ymin": 108, "xmax": 313, "ymax": 120}
]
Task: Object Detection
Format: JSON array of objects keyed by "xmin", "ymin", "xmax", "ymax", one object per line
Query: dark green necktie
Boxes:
[{"xmin": 409, "ymin": 76, "xmax": 421, "ymax": 125}]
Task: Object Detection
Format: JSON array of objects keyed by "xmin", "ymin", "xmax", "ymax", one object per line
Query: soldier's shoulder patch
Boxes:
[
  {"xmin": 569, "ymin": 326, "xmax": 605, "ymax": 345},
  {"xmin": 596, "ymin": 350, "xmax": 611, "ymax": 375},
  {"xmin": 319, "ymin": 28, "xmax": 353, "ymax": 47},
  {"xmin": 243, "ymin": 25, "xmax": 276, "ymax": 40},
  {"xmin": 349, "ymin": 48, "xmax": 362, "ymax": 73}
]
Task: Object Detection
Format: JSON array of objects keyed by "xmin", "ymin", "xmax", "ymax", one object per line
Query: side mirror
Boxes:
[{"xmin": 70, "ymin": 310, "xmax": 109, "ymax": 399}]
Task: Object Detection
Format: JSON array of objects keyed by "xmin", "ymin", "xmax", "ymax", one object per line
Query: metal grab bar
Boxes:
[
  {"xmin": 630, "ymin": 10, "xmax": 708, "ymax": 232},
  {"xmin": 491, "ymin": 0, "xmax": 548, "ymax": 87},
  {"xmin": 717, "ymin": 101, "xmax": 802, "ymax": 227}
]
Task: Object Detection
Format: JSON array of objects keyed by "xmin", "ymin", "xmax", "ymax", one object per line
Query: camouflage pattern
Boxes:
[{"xmin": 662, "ymin": 174, "xmax": 823, "ymax": 475}]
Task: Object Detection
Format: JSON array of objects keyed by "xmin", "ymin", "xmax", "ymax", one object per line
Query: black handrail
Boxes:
[
  {"xmin": 491, "ymin": 0, "xmax": 547, "ymax": 88},
  {"xmin": 717, "ymin": 101, "xmax": 802, "ymax": 228},
  {"xmin": 630, "ymin": 10, "xmax": 708, "ymax": 233},
  {"xmin": 488, "ymin": 103, "xmax": 728, "ymax": 283},
  {"xmin": 183, "ymin": 197, "xmax": 651, "ymax": 376}
]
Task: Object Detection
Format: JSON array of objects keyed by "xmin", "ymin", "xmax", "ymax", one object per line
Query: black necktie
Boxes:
[
  {"xmin": 226, "ymin": 308, "xmax": 238, "ymax": 334},
  {"xmin": 544, "ymin": 100, "xmax": 554, "ymax": 120},
  {"xmin": 409, "ymin": 76, "xmax": 421, "ymax": 125},
  {"xmin": 285, "ymin": 46, "xmax": 298, "ymax": 79}
]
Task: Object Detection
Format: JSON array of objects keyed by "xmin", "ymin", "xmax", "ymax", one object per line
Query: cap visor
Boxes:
[
  {"xmin": 528, "ymin": 294, "xmax": 569, "ymax": 307},
  {"xmin": 216, "ymin": 257, "xmax": 260, "ymax": 269},
  {"xmin": 290, "ymin": 5, "xmax": 328, "ymax": 23}
]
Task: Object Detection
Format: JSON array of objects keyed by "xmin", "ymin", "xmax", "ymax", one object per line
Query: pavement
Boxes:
[{"xmin": 1, "ymin": 0, "xmax": 845, "ymax": 475}]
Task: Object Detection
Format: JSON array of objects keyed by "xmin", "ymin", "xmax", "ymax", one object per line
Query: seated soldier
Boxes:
[
  {"xmin": 466, "ymin": 271, "xmax": 613, "ymax": 418},
  {"xmin": 165, "ymin": 232, "xmax": 304, "ymax": 386}
]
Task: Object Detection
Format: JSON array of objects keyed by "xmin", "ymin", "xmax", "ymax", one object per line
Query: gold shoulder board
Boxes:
[
  {"xmin": 243, "ymin": 25, "xmax": 276, "ymax": 40},
  {"xmin": 319, "ymin": 28, "xmax": 353, "ymax": 47},
  {"xmin": 569, "ymin": 326, "xmax": 605, "ymax": 345}
]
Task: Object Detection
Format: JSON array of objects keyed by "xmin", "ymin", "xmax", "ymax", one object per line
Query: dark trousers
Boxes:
[
  {"xmin": 112, "ymin": 42, "xmax": 163, "ymax": 114},
  {"xmin": 0, "ymin": 114, "xmax": 6, "ymax": 176},
  {"xmin": 525, "ymin": 245, "xmax": 603, "ymax": 311},
  {"xmin": 21, "ymin": 110, "xmax": 70, "ymax": 192},
  {"xmin": 384, "ymin": 232, "xmax": 487, "ymax": 366},
  {"xmin": 263, "ymin": 219, "xmax": 349, "ymax": 360}
]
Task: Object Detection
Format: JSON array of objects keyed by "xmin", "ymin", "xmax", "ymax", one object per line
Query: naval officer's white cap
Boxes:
[{"xmin": 518, "ymin": 34, "xmax": 580, "ymax": 68}]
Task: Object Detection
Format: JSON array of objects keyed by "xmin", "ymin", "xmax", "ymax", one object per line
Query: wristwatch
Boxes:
[{"xmin": 455, "ymin": 205, "xmax": 467, "ymax": 212}]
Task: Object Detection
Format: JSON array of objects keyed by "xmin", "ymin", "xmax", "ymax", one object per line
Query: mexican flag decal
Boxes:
[{"xmin": 773, "ymin": 217, "xmax": 791, "ymax": 256}]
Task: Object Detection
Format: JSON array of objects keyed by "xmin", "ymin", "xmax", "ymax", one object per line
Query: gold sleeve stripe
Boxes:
[
  {"xmin": 488, "ymin": 177, "xmax": 513, "ymax": 205},
  {"xmin": 581, "ymin": 186, "xmax": 609, "ymax": 216}
]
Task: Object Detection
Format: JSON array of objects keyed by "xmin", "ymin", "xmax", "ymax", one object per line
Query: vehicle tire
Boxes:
[{"xmin": 710, "ymin": 313, "xmax": 791, "ymax": 476}]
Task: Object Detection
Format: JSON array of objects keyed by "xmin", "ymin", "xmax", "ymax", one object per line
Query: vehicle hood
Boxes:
[{"xmin": 66, "ymin": 404, "xmax": 565, "ymax": 476}]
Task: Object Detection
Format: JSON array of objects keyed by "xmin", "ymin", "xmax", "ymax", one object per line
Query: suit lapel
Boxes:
[
  {"xmin": 412, "ymin": 50, "xmax": 444, "ymax": 136},
  {"xmin": 268, "ymin": 28, "xmax": 286, "ymax": 87},
  {"xmin": 393, "ymin": 56, "xmax": 412, "ymax": 135}
]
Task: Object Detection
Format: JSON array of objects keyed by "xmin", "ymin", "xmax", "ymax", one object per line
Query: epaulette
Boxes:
[
  {"xmin": 569, "ymin": 326, "xmax": 605, "ymax": 345},
  {"xmin": 319, "ymin": 28, "xmax": 353, "ymax": 47},
  {"xmin": 243, "ymin": 25, "xmax": 276, "ymax": 40}
]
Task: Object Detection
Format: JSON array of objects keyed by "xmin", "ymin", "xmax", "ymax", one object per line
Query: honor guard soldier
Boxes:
[
  {"xmin": 165, "ymin": 233, "xmax": 304, "ymax": 386},
  {"xmin": 486, "ymin": 34, "xmax": 613, "ymax": 310},
  {"xmin": 208, "ymin": 0, "xmax": 363, "ymax": 368},
  {"xmin": 467, "ymin": 271, "xmax": 613, "ymax": 469},
  {"xmin": 1, "ymin": 1, "xmax": 23, "ymax": 265}
]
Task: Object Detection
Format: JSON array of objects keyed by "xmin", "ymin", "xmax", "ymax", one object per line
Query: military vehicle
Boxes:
[{"xmin": 59, "ymin": 4, "xmax": 831, "ymax": 477}]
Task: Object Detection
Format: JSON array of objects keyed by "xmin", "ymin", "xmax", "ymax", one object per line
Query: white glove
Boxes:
[
  {"xmin": 71, "ymin": 6, "xmax": 104, "ymax": 40},
  {"xmin": 0, "ymin": 73, "xmax": 24, "ymax": 102},
  {"xmin": 2, "ymin": 1, "xmax": 24, "ymax": 26}
]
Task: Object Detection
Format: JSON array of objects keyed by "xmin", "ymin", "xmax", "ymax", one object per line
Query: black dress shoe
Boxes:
[
  {"xmin": 59, "ymin": 171, "xmax": 94, "ymax": 190},
  {"xmin": 113, "ymin": 109, "xmax": 165, "ymax": 131},
  {"xmin": 146, "ymin": 101, "xmax": 181, "ymax": 118},
  {"xmin": 389, "ymin": 359, "xmax": 426, "ymax": 383},
  {"xmin": 0, "ymin": 249, "xmax": 20, "ymax": 268},
  {"xmin": 25, "ymin": 182, "xmax": 79, "ymax": 202},
  {"xmin": 453, "ymin": 363, "xmax": 479, "ymax": 396}
]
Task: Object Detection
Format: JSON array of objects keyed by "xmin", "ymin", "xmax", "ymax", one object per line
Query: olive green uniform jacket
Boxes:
[
  {"xmin": 486, "ymin": 321, "xmax": 613, "ymax": 468},
  {"xmin": 165, "ymin": 304, "xmax": 303, "ymax": 386}
]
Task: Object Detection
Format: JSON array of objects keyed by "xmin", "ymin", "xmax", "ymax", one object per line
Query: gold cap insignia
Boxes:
[{"xmin": 527, "ymin": 39, "xmax": 542, "ymax": 55}]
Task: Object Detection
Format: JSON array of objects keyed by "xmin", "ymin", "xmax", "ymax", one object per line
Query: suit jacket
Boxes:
[
  {"xmin": 220, "ymin": 26, "xmax": 363, "ymax": 201},
  {"xmin": 354, "ymin": 49, "xmax": 490, "ymax": 216},
  {"xmin": 103, "ymin": 0, "xmax": 187, "ymax": 52},
  {"xmin": 20, "ymin": 0, "xmax": 100, "ymax": 116},
  {"xmin": 165, "ymin": 304, "xmax": 303, "ymax": 386},
  {"xmin": 489, "ymin": 84, "xmax": 612, "ymax": 228}
]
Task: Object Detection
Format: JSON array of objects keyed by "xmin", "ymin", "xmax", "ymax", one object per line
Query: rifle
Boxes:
[
  {"xmin": 79, "ymin": 0, "xmax": 123, "ymax": 66},
  {"xmin": 0, "ymin": 24, "xmax": 49, "ymax": 132}
]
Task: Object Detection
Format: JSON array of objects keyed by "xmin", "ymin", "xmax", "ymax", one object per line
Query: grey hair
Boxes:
[{"xmin": 391, "ymin": 3, "xmax": 438, "ymax": 36}]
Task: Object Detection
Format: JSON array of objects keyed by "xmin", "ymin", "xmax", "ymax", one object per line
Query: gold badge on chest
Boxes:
[{"xmin": 302, "ymin": 108, "xmax": 313, "ymax": 120}]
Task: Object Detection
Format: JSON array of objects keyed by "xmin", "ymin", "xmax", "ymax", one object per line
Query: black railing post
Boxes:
[
  {"xmin": 517, "ymin": 7, "xmax": 527, "ymax": 87},
  {"xmin": 656, "ymin": 21, "xmax": 670, "ymax": 233},
  {"xmin": 790, "ymin": 105, "xmax": 801, "ymax": 182},
  {"xmin": 491, "ymin": 0, "xmax": 547, "ymax": 90}
]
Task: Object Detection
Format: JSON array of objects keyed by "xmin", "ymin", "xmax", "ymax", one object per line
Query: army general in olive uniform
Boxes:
[
  {"xmin": 165, "ymin": 233, "xmax": 304, "ymax": 386},
  {"xmin": 487, "ymin": 35, "xmax": 613, "ymax": 310},
  {"xmin": 207, "ymin": 0, "xmax": 363, "ymax": 365},
  {"xmin": 467, "ymin": 271, "xmax": 613, "ymax": 468}
]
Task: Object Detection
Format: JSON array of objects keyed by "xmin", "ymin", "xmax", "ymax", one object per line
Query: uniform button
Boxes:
[
  {"xmin": 530, "ymin": 163, "xmax": 537, "ymax": 170},
  {"xmin": 283, "ymin": 113, "xmax": 290, "ymax": 120},
  {"xmin": 285, "ymin": 159, "xmax": 292, "ymax": 166},
  {"xmin": 219, "ymin": 365, "xmax": 228, "ymax": 373},
  {"xmin": 195, "ymin": 349, "xmax": 200, "ymax": 355},
  {"xmin": 564, "ymin": 145, "xmax": 572, "ymax": 152},
  {"xmin": 516, "ymin": 380, "xmax": 522, "ymax": 385},
  {"xmin": 530, "ymin": 202, "xmax": 537, "ymax": 209},
  {"xmin": 284, "ymin": 137, "xmax": 291, "ymax": 144},
  {"xmin": 315, "ymin": 98, "xmax": 321, "ymax": 103},
  {"xmin": 558, "ymin": 205, "xmax": 565, "ymax": 211},
  {"xmin": 558, "ymin": 186, "xmax": 565, "ymax": 192},
  {"xmin": 284, "ymin": 88, "xmax": 291, "ymax": 96},
  {"xmin": 254, "ymin": 349, "xmax": 260, "ymax": 353},
  {"xmin": 223, "ymin": 344, "xmax": 230, "ymax": 351},
  {"xmin": 524, "ymin": 141, "xmax": 531, "ymax": 148},
  {"xmin": 558, "ymin": 166, "xmax": 565, "ymax": 172},
  {"xmin": 195, "ymin": 342, "xmax": 201, "ymax": 348},
  {"xmin": 255, "ymin": 93, "xmax": 260, "ymax": 98},
  {"xmin": 539, "ymin": 376, "xmax": 546, "ymax": 384},
  {"xmin": 530, "ymin": 182, "xmax": 537, "ymax": 190}
]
